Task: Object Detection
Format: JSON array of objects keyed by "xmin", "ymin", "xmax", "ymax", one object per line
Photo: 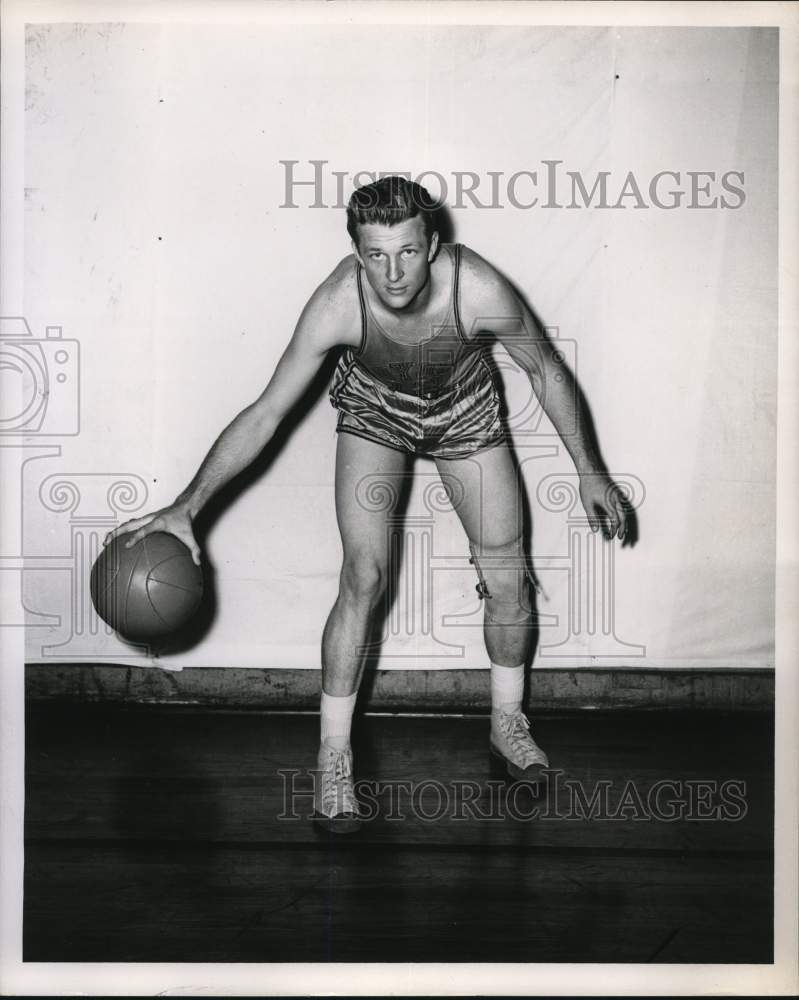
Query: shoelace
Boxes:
[
  {"xmin": 499, "ymin": 711, "xmax": 547, "ymax": 767},
  {"xmin": 319, "ymin": 747, "xmax": 358, "ymax": 815}
]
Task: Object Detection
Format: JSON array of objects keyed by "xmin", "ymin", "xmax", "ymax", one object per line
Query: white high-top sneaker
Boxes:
[
  {"xmin": 490, "ymin": 710, "xmax": 550, "ymax": 782},
  {"xmin": 312, "ymin": 741, "xmax": 362, "ymax": 834}
]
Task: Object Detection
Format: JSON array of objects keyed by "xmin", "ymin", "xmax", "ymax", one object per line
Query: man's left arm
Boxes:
[{"xmin": 461, "ymin": 250, "xmax": 628, "ymax": 541}]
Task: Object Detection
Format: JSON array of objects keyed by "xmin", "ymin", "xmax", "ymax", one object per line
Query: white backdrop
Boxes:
[{"xmin": 20, "ymin": 23, "xmax": 776, "ymax": 670}]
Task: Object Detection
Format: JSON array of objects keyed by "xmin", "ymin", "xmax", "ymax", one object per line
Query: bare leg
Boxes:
[
  {"xmin": 322, "ymin": 432, "xmax": 412, "ymax": 696},
  {"xmin": 434, "ymin": 444, "xmax": 549, "ymax": 779},
  {"xmin": 314, "ymin": 433, "xmax": 412, "ymax": 830},
  {"xmin": 434, "ymin": 445, "xmax": 536, "ymax": 667}
]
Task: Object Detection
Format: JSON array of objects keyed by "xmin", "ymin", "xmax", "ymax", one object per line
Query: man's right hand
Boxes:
[{"xmin": 103, "ymin": 502, "xmax": 201, "ymax": 566}]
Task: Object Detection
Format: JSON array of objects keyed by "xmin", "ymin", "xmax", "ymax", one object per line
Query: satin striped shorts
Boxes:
[{"xmin": 329, "ymin": 351, "xmax": 506, "ymax": 459}]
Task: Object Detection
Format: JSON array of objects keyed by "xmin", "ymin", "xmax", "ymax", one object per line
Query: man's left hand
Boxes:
[{"xmin": 578, "ymin": 470, "xmax": 629, "ymax": 541}]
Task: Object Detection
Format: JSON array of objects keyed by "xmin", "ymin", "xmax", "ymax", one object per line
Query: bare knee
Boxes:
[{"xmin": 339, "ymin": 553, "xmax": 386, "ymax": 606}]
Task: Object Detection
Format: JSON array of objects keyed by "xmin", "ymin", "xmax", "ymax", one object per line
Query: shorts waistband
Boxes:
[{"xmin": 348, "ymin": 351, "xmax": 485, "ymax": 400}]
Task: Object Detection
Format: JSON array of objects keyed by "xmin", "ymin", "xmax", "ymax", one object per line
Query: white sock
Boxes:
[
  {"xmin": 319, "ymin": 690, "xmax": 357, "ymax": 755},
  {"xmin": 490, "ymin": 661, "xmax": 524, "ymax": 717}
]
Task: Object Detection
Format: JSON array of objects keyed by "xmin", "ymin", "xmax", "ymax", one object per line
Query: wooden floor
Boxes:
[{"xmin": 24, "ymin": 703, "xmax": 774, "ymax": 963}]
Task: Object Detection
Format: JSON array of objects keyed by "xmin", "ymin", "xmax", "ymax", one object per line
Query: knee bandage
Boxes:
[
  {"xmin": 468, "ymin": 542, "xmax": 493, "ymax": 600},
  {"xmin": 468, "ymin": 542, "xmax": 544, "ymax": 624}
]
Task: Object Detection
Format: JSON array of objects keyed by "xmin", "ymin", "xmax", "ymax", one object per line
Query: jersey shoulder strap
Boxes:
[
  {"xmin": 452, "ymin": 243, "xmax": 467, "ymax": 344},
  {"xmin": 354, "ymin": 258, "xmax": 368, "ymax": 355}
]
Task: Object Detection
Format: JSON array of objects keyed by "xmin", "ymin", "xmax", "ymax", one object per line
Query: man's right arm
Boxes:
[{"xmin": 104, "ymin": 261, "xmax": 356, "ymax": 562}]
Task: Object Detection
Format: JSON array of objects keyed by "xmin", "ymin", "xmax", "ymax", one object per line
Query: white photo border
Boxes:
[{"xmin": 1, "ymin": 1, "xmax": 796, "ymax": 996}]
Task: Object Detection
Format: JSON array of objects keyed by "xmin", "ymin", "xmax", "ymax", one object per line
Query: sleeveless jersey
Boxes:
[{"xmin": 346, "ymin": 243, "xmax": 482, "ymax": 398}]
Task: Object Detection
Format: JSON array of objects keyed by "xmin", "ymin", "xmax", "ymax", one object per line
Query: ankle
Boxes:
[
  {"xmin": 492, "ymin": 702, "xmax": 522, "ymax": 718},
  {"xmin": 319, "ymin": 734, "xmax": 350, "ymax": 753},
  {"xmin": 319, "ymin": 689, "xmax": 357, "ymax": 752},
  {"xmin": 489, "ymin": 661, "xmax": 524, "ymax": 718}
]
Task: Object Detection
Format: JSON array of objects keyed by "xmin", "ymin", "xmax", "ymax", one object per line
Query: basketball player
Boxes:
[{"xmin": 106, "ymin": 177, "xmax": 628, "ymax": 833}]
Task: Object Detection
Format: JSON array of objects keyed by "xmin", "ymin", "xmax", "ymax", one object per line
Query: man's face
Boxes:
[{"xmin": 353, "ymin": 217, "xmax": 439, "ymax": 311}]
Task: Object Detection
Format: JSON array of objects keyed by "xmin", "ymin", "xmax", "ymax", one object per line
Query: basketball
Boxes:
[{"xmin": 90, "ymin": 531, "xmax": 204, "ymax": 641}]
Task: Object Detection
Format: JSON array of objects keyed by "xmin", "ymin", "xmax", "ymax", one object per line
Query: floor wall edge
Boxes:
[{"xmin": 24, "ymin": 663, "xmax": 776, "ymax": 711}]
